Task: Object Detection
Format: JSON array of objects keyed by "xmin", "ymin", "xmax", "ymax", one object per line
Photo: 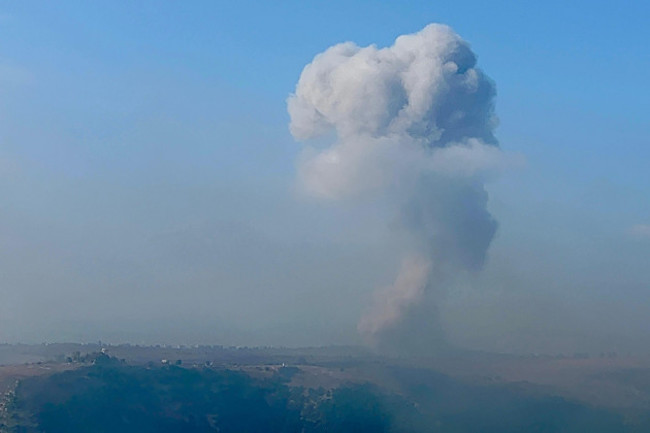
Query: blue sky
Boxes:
[
  {"xmin": 0, "ymin": 1, "xmax": 649, "ymax": 352},
  {"xmin": 4, "ymin": 1, "xmax": 648, "ymax": 196}
]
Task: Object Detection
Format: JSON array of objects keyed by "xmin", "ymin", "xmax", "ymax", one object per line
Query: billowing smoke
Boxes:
[{"xmin": 288, "ymin": 24, "xmax": 506, "ymax": 355}]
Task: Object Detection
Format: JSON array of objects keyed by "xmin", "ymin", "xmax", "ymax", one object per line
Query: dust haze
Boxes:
[{"xmin": 0, "ymin": 15, "xmax": 648, "ymax": 359}]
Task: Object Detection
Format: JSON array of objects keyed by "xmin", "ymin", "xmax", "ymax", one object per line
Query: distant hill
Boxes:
[{"xmin": 1, "ymin": 353, "xmax": 644, "ymax": 433}]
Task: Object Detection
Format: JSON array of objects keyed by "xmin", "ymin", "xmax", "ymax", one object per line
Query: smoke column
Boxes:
[{"xmin": 288, "ymin": 24, "xmax": 505, "ymax": 355}]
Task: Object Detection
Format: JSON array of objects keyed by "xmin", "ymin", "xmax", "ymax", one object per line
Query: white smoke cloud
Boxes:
[{"xmin": 288, "ymin": 24, "xmax": 508, "ymax": 354}]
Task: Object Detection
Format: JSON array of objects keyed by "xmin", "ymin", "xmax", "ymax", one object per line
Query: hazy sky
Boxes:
[{"xmin": 0, "ymin": 1, "xmax": 649, "ymax": 354}]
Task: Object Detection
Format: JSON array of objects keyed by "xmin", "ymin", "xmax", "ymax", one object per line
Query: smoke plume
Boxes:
[{"xmin": 288, "ymin": 24, "xmax": 505, "ymax": 354}]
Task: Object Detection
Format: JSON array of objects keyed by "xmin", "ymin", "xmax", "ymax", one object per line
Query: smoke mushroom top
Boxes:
[{"xmin": 288, "ymin": 24, "xmax": 507, "ymax": 354}]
